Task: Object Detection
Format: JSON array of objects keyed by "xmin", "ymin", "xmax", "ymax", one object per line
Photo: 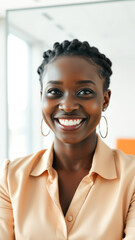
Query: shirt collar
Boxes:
[
  {"xmin": 30, "ymin": 136, "xmax": 117, "ymax": 180},
  {"xmin": 30, "ymin": 141, "xmax": 54, "ymax": 176},
  {"xmin": 89, "ymin": 135, "xmax": 117, "ymax": 180}
]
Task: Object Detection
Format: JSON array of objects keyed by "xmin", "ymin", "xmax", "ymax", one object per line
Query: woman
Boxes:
[{"xmin": 0, "ymin": 39, "xmax": 135, "ymax": 240}]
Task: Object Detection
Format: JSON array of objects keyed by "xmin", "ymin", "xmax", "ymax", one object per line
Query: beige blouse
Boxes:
[{"xmin": 0, "ymin": 136, "xmax": 135, "ymax": 240}]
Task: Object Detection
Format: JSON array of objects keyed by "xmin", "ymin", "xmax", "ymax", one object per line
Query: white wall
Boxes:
[
  {"xmin": 0, "ymin": 18, "xmax": 8, "ymax": 167},
  {"xmin": 106, "ymin": 55, "xmax": 135, "ymax": 148}
]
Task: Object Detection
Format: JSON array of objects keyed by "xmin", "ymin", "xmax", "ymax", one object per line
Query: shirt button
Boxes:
[{"xmin": 67, "ymin": 215, "xmax": 73, "ymax": 222}]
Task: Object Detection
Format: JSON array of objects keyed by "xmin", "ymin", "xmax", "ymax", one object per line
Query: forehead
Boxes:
[{"xmin": 44, "ymin": 56, "xmax": 100, "ymax": 79}]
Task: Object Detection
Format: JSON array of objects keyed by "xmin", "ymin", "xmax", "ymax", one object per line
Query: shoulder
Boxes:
[
  {"xmin": 1, "ymin": 149, "xmax": 47, "ymax": 178},
  {"xmin": 0, "ymin": 149, "xmax": 48, "ymax": 197},
  {"xmin": 113, "ymin": 148, "xmax": 135, "ymax": 164},
  {"xmin": 112, "ymin": 148, "xmax": 135, "ymax": 176}
]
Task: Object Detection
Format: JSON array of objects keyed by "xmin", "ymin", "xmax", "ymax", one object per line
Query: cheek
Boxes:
[
  {"xmin": 85, "ymin": 97, "xmax": 103, "ymax": 128},
  {"xmin": 41, "ymin": 92, "xmax": 52, "ymax": 113},
  {"xmin": 86, "ymin": 97, "xmax": 103, "ymax": 114},
  {"xmin": 42, "ymin": 99, "xmax": 50, "ymax": 113},
  {"xmin": 41, "ymin": 98, "xmax": 53, "ymax": 127}
]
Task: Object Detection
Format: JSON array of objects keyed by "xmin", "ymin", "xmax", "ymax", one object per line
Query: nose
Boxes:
[{"xmin": 58, "ymin": 94, "xmax": 79, "ymax": 112}]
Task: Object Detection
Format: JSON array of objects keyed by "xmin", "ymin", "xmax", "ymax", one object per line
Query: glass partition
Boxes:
[{"xmin": 6, "ymin": 0, "xmax": 135, "ymax": 159}]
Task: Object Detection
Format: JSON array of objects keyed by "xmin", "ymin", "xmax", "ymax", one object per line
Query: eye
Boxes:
[
  {"xmin": 46, "ymin": 88, "xmax": 63, "ymax": 97},
  {"xmin": 77, "ymin": 89, "xmax": 95, "ymax": 97}
]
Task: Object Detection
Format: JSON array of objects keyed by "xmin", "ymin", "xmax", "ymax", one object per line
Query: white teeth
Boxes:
[{"xmin": 58, "ymin": 119, "xmax": 82, "ymax": 126}]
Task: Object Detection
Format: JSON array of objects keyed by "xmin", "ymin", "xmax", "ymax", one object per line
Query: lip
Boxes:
[
  {"xmin": 54, "ymin": 118, "xmax": 86, "ymax": 131},
  {"xmin": 54, "ymin": 115, "xmax": 86, "ymax": 119}
]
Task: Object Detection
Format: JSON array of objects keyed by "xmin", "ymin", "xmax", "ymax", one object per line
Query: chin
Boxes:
[{"xmin": 56, "ymin": 134, "xmax": 85, "ymax": 145}]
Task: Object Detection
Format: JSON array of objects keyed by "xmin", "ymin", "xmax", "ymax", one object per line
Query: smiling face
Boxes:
[{"xmin": 40, "ymin": 56, "xmax": 111, "ymax": 144}]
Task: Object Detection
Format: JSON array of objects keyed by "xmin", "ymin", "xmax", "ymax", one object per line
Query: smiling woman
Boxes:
[{"xmin": 0, "ymin": 39, "xmax": 135, "ymax": 240}]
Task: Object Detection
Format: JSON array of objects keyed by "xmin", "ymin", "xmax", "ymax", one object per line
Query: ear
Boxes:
[
  {"xmin": 40, "ymin": 91, "xmax": 42, "ymax": 100},
  {"xmin": 102, "ymin": 89, "xmax": 111, "ymax": 111}
]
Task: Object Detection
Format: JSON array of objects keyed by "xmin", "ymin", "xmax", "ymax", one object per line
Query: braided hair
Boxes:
[{"xmin": 37, "ymin": 39, "xmax": 112, "ymax": 91}]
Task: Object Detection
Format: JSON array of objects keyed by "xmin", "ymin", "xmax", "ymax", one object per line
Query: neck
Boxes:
[{"xmin": 53, "ymin": 132, "xmax": 98, "ymax": 172}]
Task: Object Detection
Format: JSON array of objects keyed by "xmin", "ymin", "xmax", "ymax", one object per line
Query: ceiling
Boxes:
[
  {"xmin": 7, "ymin": 0, "xmax": 135, "ymax": 58},
  {"xmin": 0, "ymin": 0, "xmax": 109, "ymax": 17}
]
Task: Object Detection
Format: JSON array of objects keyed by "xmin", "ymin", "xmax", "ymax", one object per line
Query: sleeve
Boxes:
[
  {"xmin": 123, "ymin": 191, "xmax": 135, "ymax": 239},
  {"xmin": 0, "ymin": 159, "xmax": 15, "ymax": 239}
]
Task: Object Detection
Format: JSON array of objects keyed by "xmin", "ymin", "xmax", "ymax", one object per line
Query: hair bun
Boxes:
[
  {"xmin": 53, "ymin": 42, "xmax": 60, "ymax": 49},
  {"xmin": 82, "ymin": 41, "xmax": 90, "ymax": 48},
  {"xmin": 61, "ymin": 40, "xmax": 70, "ymax": 49}
]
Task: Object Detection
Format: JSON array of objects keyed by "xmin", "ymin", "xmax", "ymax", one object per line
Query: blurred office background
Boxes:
[{"xmin": 0, "ymin": 0, "xmax": 135, "ymax": 167}]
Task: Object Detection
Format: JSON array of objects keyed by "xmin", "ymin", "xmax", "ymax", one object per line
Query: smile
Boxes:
[
  {"xmin": 54, "ymin": 118, "xmax": 86, "ymax": 131},
  {"xmin": 59, "ymin": 118, "xmax": 82, "ymax": 126}
]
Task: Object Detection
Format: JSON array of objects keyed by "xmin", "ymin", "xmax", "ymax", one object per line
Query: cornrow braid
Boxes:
[{"xmin": 37, "ymin": 39, "xmax": 112, "ymax": 91}]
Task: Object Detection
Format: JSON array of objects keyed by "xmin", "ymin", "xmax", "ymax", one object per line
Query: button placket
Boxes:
[{"xmin": 65, "ymin": 175, "xmax": 95, "ymax": 233}]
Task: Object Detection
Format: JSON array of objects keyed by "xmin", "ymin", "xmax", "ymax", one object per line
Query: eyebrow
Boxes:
[
  {"xmin": 76, "ymin": 80, "xmax": 96, "ymax": 85},
  {"xmin": 47, "ymin": 81, "xmax": 62, "ymax": 85},
  {"xmin": 46, "ymin": 80, "xmax": 96, "ymax": 85}
]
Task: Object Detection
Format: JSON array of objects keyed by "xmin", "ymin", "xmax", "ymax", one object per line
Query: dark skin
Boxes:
[{"xmin": 40, "ymin": 56, "xmax": 111, "ymax": 216}]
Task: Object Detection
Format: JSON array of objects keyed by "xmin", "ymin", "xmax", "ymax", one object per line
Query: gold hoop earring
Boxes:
[
  {"xmin": 98, "ymin": 116, "xmax": 108, "ymax": 138},
  {"xmin": 41, "ymin": 118, "xmax": 50, "ymax": 137}
]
